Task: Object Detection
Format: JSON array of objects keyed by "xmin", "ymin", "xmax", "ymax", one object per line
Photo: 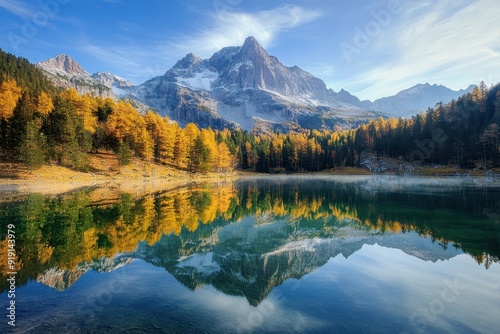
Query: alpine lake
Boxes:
[{"xmin": 1, "ymin": 175, "xmax": 499, "ymax": 333}]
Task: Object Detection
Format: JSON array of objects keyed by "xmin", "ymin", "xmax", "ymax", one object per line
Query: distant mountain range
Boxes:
[
  {"xmin": 368, "ymin": 82, "xmax": 476, "ymax": 117},
  {"xmin": 36, "ymin": 37, "xmax": 475, "ymax": 131}
]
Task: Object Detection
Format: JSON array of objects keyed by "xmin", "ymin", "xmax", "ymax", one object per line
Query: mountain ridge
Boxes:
[
  {"xmin": 125, "ymin": 36, "xmax": 380, "ymax": 131},
  {"xmin": 35, "ymin": 38, "xmax": 475, "ymax": 131},
  {"xmin": 370, "ymin": 82, "xmax": 476, "ymax": 117}
]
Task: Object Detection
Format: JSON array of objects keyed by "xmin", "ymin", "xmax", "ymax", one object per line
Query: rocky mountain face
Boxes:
[
  {"xmin": 92, "ymin": 71, "xmax": 134, "ymax": 95},
  {"xmin": 36, "ymin": 54, "xmax": 118, "ymax": 99},
  {"xmin": 38, "ymin": 53, "xmax": 87, "ymax": 76},
  {"xmin": 126, "ymin": 37, "xmax": 380, "ymax": 132},
  {"xmin": 370, "ymin": 83, "xmax": 476, "ymax": 117},
  {"xmin": 213, "ymin": 37, "xmax": 337, "ymax": 102}
]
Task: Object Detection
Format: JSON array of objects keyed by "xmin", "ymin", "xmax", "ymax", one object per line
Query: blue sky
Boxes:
[{"xmin": 0, "ymin": 0, "xmax": 499, "ymax": 101}]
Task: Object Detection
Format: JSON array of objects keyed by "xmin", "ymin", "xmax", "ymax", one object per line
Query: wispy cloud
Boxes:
[
  {"xmin": 345, "ymin": 0, "xmax": 500, "ymax": 100},
  {"xmin": 79, "ymin": 5, "xmax": 322, "ymax": 83},
  {"xmin": 172, "ymin": 5, "xmax": 323, "ymax": 58},
  {"xmin": 303, "ymin": 62, "xmax": 337, "ymax": 85},
  {"xmin": 79, "ymin": 41, "xmax": 166, "ymax": 83},
  {"xmin": 0, "ymin": 0, "xmax": 34, "ymax": 18}
]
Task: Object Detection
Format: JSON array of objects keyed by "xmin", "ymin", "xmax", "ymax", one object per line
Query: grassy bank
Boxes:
[{"xmin": 0, "ymin": 152, "xmax": 237, "ymax": 198}]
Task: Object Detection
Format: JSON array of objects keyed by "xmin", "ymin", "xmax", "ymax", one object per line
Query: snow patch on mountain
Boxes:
[
  {"xmin": 262, "ymin": 238, "xmax": 328, "ymax": 257},
  {"xmin": 111, "ymin": 86, "xmax": 130, "ymax": 96},
  {"xmin": 177, "ymin": 252, "xmax": 221, "ymax": 275},
  {"xmin": 175, "ymin": 68, "xmax": 218, "ymax": 91}
]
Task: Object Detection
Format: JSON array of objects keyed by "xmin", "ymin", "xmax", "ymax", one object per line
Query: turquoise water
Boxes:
[{"xmin": 1, "ymin": 176, "xmax": 499, "ymax": 333}]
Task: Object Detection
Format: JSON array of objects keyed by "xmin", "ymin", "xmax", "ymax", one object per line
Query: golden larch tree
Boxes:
[
  {"xmin": 0, "ymin": 78, "xmax": 22, "ymax": 120},
  {"xmin": 36, "ymin": 91, "xmax": 54, "ymax": 116}
]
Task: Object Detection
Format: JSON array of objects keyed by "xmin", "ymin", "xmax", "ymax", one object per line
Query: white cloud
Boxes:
[
  {"xmin": 79, "ymin": 5, "xmax": 322, "ymax": 84},
  {"xmin": 191, "ymin": 284, "xmax": 328, "ymax": 333},
  {"xmin": 345, "ymin": 0, "xmax": 500, "ymax": 100},
  {"xmin": 172, "ymin": 5, "xmax": 323, "ymax": 58}
]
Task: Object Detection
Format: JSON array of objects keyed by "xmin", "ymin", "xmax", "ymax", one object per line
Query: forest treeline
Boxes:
[
  {"xmin": 1, "ymin": 48, "xmax": 498, "ymax": 173},
  {"xmin": 233, "ymin": 82, "xmax": 500, "ymax": 172}
]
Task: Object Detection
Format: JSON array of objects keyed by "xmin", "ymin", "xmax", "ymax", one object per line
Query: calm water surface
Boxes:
[{"xmin": 1, "ymin": 176, "xmax": 499, "ymax": 333}]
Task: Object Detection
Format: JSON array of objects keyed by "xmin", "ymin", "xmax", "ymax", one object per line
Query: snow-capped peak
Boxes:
[{"xmin": 175, "ymin": 68, "xmax": 219, "ymax": 92}]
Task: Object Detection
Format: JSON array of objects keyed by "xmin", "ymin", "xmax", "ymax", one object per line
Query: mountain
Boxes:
[
  {"xmin": 126, "ymin": 36, "xmax": 380, "ymax": 132},
  {"xmin": 126, "ymin": 37, "xmax": 476, "ymax": 131},
  {"xmin": 370, "ymin": 83, "xmax": 476, "ymax": 117},
  {"xmin": 36, "ymin": 54, "xmax": 116, "ymax": 98},
  {"xmin": 34, "ymin": 43, "xmax": 476, "ymax": 131}
]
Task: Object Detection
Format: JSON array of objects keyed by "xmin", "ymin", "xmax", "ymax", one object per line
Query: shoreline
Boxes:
[
  {"xmin": 0, "ymin": 174, "xmax": 236, "ymax": 196},
  {"xmin": 1, "ymin": 162, "xmax": 498, "ymax": 199},
  {"xmin": 0, "ymin": 157, "xmax": 237, "ymax": 200}
]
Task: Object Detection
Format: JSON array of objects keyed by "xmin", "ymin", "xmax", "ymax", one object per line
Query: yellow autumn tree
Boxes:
[
  {"xmin": 60, "ymin": 89, "xmax": 98, "ymax": 133},
  {"xmin": 135, "ymin": 126, "xmax": 154, "ymax": 160},
  {"xmin": 0, "ymin": 78, "xmax": 22, "ymax": 120},
  {"xmin": 175, "ymin": 123, "xmax": 200, "ymax": 169},
  {"xmin": 270, "ymin": 134, "xmax": 284, "ymax": 168},
  {"xmin": 105, "ymin": 100, "xmax": 153, "ymax": 160},
  {"xmin": 144, "ymin": 111, "xmax": 175, "ymax": 163},
  {"xmin": 36, "ymin": 91, "xmax": 54, "ymax": 116},
  {"xmin": 199, "ymin": 128, "xmax": 218, "ymax": 170},
  {"xmin": 104, "ymin": 100, "xmax": 136, "ymax": 140},
  {"xmin": 96, "ymin": 96, "xmax": 116, "ymax": 109},
  {"xmin": 216, "ymin": 142, "xmax": 234, "ymax": 172},
  {"xmin": 173, "ymin": 123, "xmax": 188, "ymax": 168},
  {"xmin": 471, "ymin": 82, "xmax": 486, "ymax": 102},
  {"xmin": 162, "ymin": 116, "xmax": 176, "ymax": 163},
  {"xmin": 184, "ymin": 122, "xmax": 200, "ymax": 156}
]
